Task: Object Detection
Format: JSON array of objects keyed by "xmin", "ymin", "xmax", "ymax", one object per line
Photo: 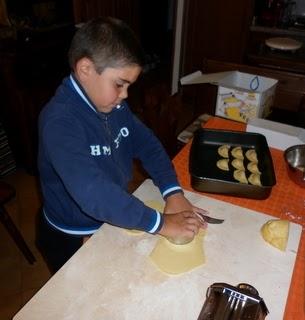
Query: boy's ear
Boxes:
[{"xmin": 75, "ymin": 58, "xmax": 95, "ymax": 80}]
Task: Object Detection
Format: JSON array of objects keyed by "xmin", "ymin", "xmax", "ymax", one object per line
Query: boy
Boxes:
[{"xmin": 36, "ymin": 17, "xmax": 206, "ymax": 273}]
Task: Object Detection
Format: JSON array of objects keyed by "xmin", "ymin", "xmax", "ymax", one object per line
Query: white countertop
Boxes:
[{"xmin": 13, "ymin": 180, "xmax": 302, "ymax": 320}]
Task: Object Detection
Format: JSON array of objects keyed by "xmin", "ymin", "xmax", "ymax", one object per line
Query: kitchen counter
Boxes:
[
  {"xmin": 13, "ymin": 117, "xmax": 305, "ymax": 319},
  {"xmin": 13, "ymin": 179, "xmax": 302, "ymax": 319}
]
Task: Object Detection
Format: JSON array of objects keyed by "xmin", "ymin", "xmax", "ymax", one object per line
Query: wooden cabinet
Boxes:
[
  {"xmin": 72, "ymin": 0, "xmax": 140, "ymax": 34},
  {"xmin": 178, "ymin": 0, "xmax": 257, "ymax": 120},
  {"xmin": 180, "ymin": 0, "xmax": 255, "ymax": 75},
  {"xmin": 179, "ymin": 1, "xmax": 305, "ymax": 128}
]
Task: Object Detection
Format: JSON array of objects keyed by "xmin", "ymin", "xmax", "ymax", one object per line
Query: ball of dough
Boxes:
[
  {"xmin": 231, "ymin": 158, "xmax": 245, "ymax": 170},
  {"xmin": 247, "ymin": 162, "xmax": 261, "ymax": 174},
  {"xmin": 261, "ymin": 219, "xmax": 289, "ymax": 251},
  {"xmin": 233, "ymin": 169, "xmax": 248, "ymax": 184},
  {"xmin": 218, "ymin": 145, "xmax": 230, "ymax": 158},
  {"xmin": 231, "ymin": 146, "xmax": 244, "ymax": 160},
  {"xmin": 248, "ymin": 173, "xmax": 262, "ymax": 186},
  {"xmin": 217, "ymin": 159, "xmax": 229, "ymax": 171},
  {"xmin": 245, "ymin": 149, "xmax": 258, "ymax": 162}
]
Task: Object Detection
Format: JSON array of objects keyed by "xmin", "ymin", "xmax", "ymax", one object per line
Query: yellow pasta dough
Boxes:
[
  {"xmin": 217, "ymin": 145, "xmax": 230, "ymax": 158},
  {"xmin": 248, "ymin": 173, "xmax": 262, "ymax": 186},
  {"xmin": 216, "ymin": 159, "xmax": 229, "ymax": 171},
  {"xmin": 245, "ymin": 149, "xmax": 258, "ymax": 162},
  {"xmin": 233, "ymin": 169, "xmax": 248, "ymax": 184},
  {"xmin": 231, "ymin": 158, "xmax": 245, "ymax": 170},
  {"xmin": 149, "ymin": 230, "xmax": 206, "ymax": 275},
  {"xmin": 247, "ymin": 162, "xmax": 261, "ymax": 174},
  {"xmin": 261, "ymin": 219, "xmax": 289, "ymax": 251},
  {"xmin": 231, "ymin": 146, "xmax": 244, "ymax": 160}
]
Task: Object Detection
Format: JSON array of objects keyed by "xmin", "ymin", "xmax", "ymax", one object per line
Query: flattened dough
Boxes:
[
  {"xmin": 149, "ymin": 230, "xmax": 206, "ymax": 275},
  {"xmin": 125, "ymin": 200, "xmax": 164, "ymax": 235},
  {"xmin": 218, "ymin": 145, "xmax": 230, "ymax": 158},
  {"xmin": 217, "ymin": 159, "xmax": 229, "ymax": 171}
]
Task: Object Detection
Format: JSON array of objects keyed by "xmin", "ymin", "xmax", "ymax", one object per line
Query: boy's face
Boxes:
[{"xmin": 76, "ymin": 58, "xmax": 141, "ymax": 113}]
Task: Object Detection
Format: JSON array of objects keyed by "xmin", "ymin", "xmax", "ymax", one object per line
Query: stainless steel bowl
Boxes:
[{"xmin": 284, "ymin": 144, "xmax": 305, "ymax": 187}]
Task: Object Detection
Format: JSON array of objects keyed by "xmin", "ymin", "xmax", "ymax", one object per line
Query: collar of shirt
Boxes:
[{"xmin": 69, "ymin": 73, "xmax": 122, "ymax": 114}]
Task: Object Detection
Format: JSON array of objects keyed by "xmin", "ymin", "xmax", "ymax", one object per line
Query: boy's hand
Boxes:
[
  {"xmin": 158, "ymin": 210, "xmax": 206, "ymax": 244},
  {"xmin": 164, "ymin": 192, "xmax": 209, "ymax": 219},
  {"xmin": 164, "ymin": 192, "xmax": 193, "ymax": 213},
  {"xmin": 160, "ymin": 192, "xmax": 208, "ymax": 244}
]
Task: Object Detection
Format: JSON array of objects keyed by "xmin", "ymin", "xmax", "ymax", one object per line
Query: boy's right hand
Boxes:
[{"xmin": 158, "ymin": 211, "xmax": 206, "ymax": 244}]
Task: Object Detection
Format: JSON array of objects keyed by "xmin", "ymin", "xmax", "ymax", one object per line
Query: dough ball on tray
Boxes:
[
  {"xmin": 231, "ymin": 158, "xmax": 245, "ymax": 170},
  {"xmin": 246, "ymin": 149, "xmax": 258, "ymax": 162},
  {"xmin": 247, "ymin": 162, "xmax": 261, "ymax": 174},
  {"xmin": 216, "ymin": 159, "xmax": 230, "ymax": 171},
  {"xmin": 231, "ymin": 146, "xmax": 244, "ymax": 160},
  {"xmin": 248, "ymin": 173, "xmax": 262, "ymax": 186},
  {"xmin": 218, "ymin": 144, "xmax": 230, "ymax": 158},
  {"xmin": 233, "ymin": 169, "xmax": 248, "ymax": 184}
]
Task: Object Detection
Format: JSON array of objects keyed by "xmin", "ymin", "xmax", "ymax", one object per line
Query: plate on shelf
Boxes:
[{"xmin": 265, "ymin": 37, "xmax": 302, "ymax": 51}]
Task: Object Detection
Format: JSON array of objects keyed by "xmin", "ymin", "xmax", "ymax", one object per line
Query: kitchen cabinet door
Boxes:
[
  {"xmin": 181, "ymin": 0, "xmax": 255, "ymax": 75},
  {"xmin": 72, "ymin": 0, "xmax": 140, "ymax": 35}
]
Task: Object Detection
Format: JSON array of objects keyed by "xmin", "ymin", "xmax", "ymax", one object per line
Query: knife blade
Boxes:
[{"xmin": 195, "ymin": 211, "xmax": 224, "ymax": 224}]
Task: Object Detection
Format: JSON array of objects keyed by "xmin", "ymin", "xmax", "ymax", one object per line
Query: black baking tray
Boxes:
[{"xmin": 189, "ymin": 128, "xmax": 276, "ymax": 199}]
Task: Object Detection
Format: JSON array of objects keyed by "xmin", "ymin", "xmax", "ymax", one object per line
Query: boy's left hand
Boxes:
[{"xmin": 164, "ymin": 192, "xmax": 208, "ymax": 221}]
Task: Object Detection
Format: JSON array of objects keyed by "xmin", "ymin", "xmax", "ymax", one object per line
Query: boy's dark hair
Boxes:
[{"xmin": 68, "ymin": 17, "xmax": 145, "ymax": 73}]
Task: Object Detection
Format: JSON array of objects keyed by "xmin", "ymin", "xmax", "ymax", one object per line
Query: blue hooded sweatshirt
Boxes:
[{"xmin": 38, "ymin": 75, "xmax": 182, "ymax": 236}]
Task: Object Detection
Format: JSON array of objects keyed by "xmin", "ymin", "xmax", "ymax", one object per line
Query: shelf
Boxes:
[
  {"xmin": 250, "ymin": 25, "xmax": 305, "ymax": 38},
  {"xmin": 247, "ymin": 24, "xmax": 305, "ymax": 75},
  {"xmin": 247, "ymin": 51, "xmax": 305, "ymax": 74}
]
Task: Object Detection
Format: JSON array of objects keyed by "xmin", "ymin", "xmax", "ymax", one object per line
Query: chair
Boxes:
[{"xmin": 0, "ymin": 180, "xmax": 36, "ymax": 264}]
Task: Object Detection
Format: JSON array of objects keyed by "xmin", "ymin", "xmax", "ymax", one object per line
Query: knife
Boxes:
[{"xmin": 195, "ymin": 211, "xmax": 224, "ymax": 224}]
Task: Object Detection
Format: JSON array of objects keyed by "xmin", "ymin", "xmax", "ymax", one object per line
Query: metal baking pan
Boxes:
[{"xmin": 189, "ymin": 128, "xmax": 276, "ymax": 199}]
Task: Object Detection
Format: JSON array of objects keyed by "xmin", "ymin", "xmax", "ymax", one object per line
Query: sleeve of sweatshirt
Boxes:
[
  {"xmin": 128, "ymin": 111, "xmax": 183, "ymax": 199},
  {"xmin": 40, "ymin": 114, "xmax": 164, "ymax": 234}
]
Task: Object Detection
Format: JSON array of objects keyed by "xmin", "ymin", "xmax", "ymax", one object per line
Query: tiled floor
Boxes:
[{"xmin": 0, "ymin": 164, "xmax": 148, "ymax": 319}]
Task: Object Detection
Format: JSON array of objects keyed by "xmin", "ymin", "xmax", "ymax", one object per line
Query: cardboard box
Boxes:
[
  {"xmin": 180, "ymin": 70, "xmax": 278, "ymax": 123},
  {"xmin": 246, "ymin": 118, "xmax": 305, "ymax": 151}
]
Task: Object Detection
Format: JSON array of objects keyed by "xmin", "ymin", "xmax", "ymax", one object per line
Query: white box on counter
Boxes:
[
  {"xmin": 180, "ymin": 70, "xmax": 278, "ymax": 123},
  {"xmin": 246, "ymin": 118, "xmax": 305, "ymax": 150}
]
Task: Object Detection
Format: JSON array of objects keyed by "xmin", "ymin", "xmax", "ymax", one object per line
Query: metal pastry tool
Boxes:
[
  {"xmin": 195, "ymin": 211, "xmax": 224, "ymax": 224},
  {"xmin": 197, "ymin": 283, "xmax": 269, "ymax": 320}
]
